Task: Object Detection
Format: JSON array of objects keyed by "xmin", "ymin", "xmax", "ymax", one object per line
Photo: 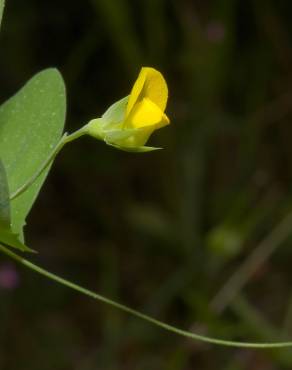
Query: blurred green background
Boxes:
[{"xmin": 1, "ymin": 0, "xmax": 292, "ymax": 369}]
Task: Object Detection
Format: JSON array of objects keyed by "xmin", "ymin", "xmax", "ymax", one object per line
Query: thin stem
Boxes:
[
  {"xmin": 9, "ymin": 128, "xmax": 86, "ymax": 201},
  {"xmin": 1, "ymin": 244, "xmax": 292, "ymax": 349},
  {"xmin": 64, "ymin": 127, "xmax": 87, "ymax": 144}
]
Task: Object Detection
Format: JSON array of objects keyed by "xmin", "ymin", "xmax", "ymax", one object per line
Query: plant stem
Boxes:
[{"xmin": 1, "ymin": 244, "xmax": 292, "ymax": 349}]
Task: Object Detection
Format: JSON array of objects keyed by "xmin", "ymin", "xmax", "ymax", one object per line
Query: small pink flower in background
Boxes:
[
  {"xmin": 205, "ymin": 21, "xmax": 225, "ymax": 43},
  {"xmin": 0, "ymin": 263, "xmax": 20, "ymax": 290}
]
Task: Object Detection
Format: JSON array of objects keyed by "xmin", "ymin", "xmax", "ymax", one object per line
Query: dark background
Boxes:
[{"xmin": 1, "ymin": 0, "xmax": 292, "ymax": 369}]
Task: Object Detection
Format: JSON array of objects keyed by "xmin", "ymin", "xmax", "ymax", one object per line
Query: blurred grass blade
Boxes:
[
  {"xmin": 0, "ymin": 0, "xmax": 4, "ymax": 30},
  {"xmin": 0, "ymin": 0, "xmax": 4, "ymax": 25},
  {"xmin": 0, "ymin": 69, "xmax": 66, "ymax": 239},
  {"xmin": 90, "ymin": 0, "xmax": 142, "ymax": 71}
]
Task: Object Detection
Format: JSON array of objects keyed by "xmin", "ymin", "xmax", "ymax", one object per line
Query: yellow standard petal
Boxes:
[{"xmin": 126, "ymin": 67, "xmax": 168, "ymax": 117}]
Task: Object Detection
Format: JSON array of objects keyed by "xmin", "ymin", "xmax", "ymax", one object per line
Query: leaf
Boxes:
[
  {"xmin": 0, "ymin": 69, "xmax": 66, "ymax": 238},
  {"xmin": 0, "ymin": 159, "xmax": 32, "ymax": 252},
  {"xmin": 0, "ymin": 229, "xmax": 32, "ymax": 252},
  {"xmin": 0, "ymin": 159, "xmax": 10, "ymax": 230},
  {"xmin": 0, "ymin": 0, "xmax": 4, "ymax": 30}
]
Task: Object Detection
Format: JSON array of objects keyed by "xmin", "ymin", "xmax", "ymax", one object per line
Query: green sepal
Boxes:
[
  {"xmin": 102, "ymin": 96, "xmax": 128, "ymax": 124},
  {"xmin": 105, "ymin": 141, "xmax": 162, "ymax": 153}
]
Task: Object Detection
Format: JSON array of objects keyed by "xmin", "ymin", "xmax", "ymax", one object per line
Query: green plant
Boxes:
[{"xmin": 0, "ymin": 0, "xmax": 291, "ymax": 350}]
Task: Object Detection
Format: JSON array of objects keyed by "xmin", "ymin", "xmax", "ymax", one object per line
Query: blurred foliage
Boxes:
[{"xmin": 1, "ymin": 0, "xmax": 292, "ymax": 369}]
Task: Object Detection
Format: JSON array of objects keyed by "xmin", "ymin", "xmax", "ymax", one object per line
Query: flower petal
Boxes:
[
  {"xmin": 126, "ymin": 67, "xmax": 168, "ymax": 116},
  {"xmin": 126, "ymin": 98, "xmax": 169, "ymax": 129},
  {"xmin": 126, "ymin": 68, "xmax": 147, "ymax": 117},
  {"xmin": 141, "ymin": 67, "xmax": 168, "ymax": 111}
]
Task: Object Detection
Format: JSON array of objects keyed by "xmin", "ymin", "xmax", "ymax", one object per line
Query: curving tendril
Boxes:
[{"xmin": 1, "ymin": 243, "xmax": 292, "ymax": 349}]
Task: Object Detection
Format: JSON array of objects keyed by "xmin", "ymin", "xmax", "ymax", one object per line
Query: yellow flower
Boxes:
[{"xmin": 86, "ymin": 67, "xmax": 170, "ymax": 152}]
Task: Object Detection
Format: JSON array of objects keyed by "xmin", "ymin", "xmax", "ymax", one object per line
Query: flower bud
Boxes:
[{"xmin": 85, "ymin": 67, "xmax": 170, "ymax": 152}]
